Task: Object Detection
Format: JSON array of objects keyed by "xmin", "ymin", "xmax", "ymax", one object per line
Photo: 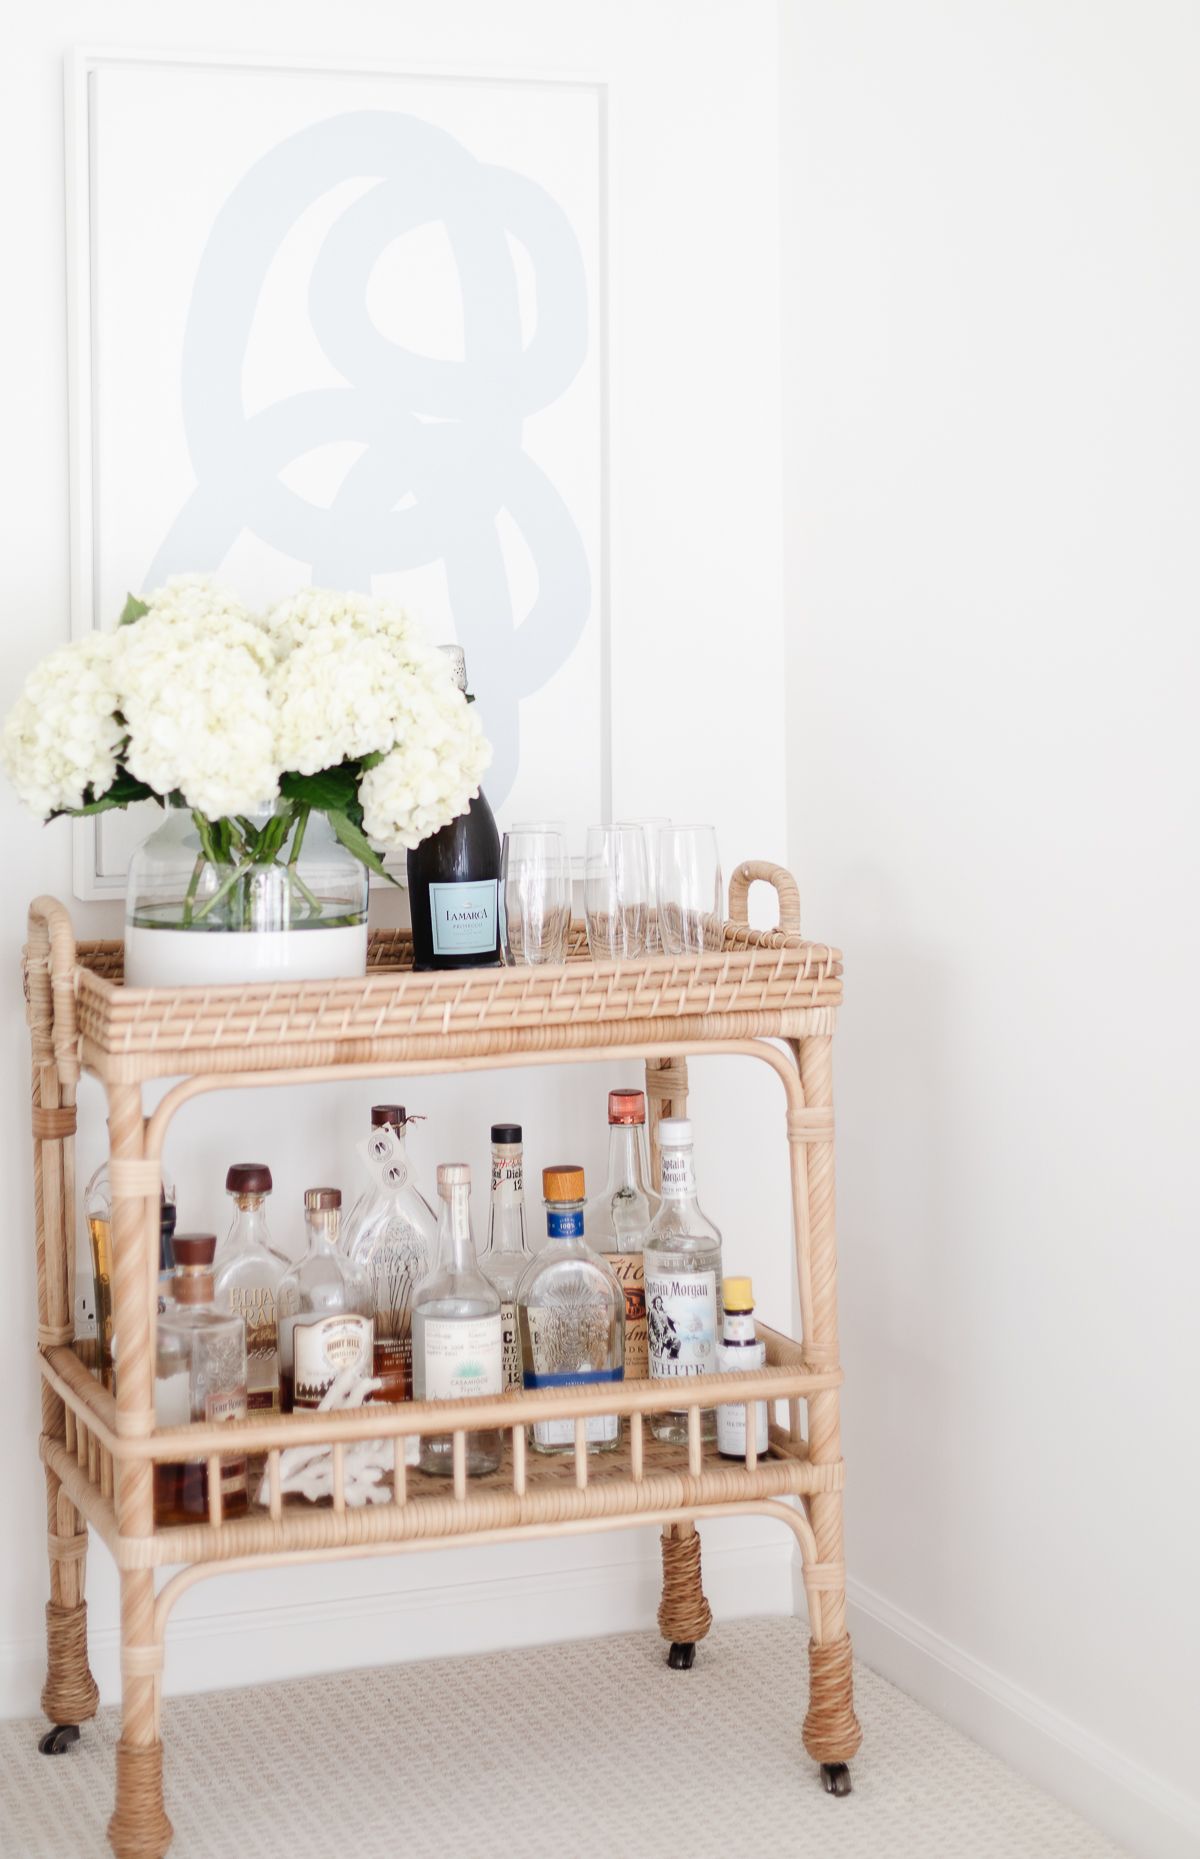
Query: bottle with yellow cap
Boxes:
[
  {"xmin": 516, "ymin": 1166, "xmax": 625, "ymax": 1454},
  {"xmin": 715, "ymin": 1276, "xmax": 769, "ymax": 1459}
]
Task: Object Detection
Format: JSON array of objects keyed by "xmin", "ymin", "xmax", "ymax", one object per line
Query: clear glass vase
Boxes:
[{"xmin": 124, "ymin": 805, "xmax": 369, "ymax": 987}]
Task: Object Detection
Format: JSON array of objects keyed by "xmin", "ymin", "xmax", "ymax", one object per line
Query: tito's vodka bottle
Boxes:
[
  {"xmin": 277, "ymin": 1189, "xmax": 374, "ymax": 1411},
  {"xmin": 154, "ymin": 1234, "xmax": 248, "ymax": 1526},
  {"xmin": 412, "ymin": 1164, "xmax": 503, "ymax": 1476},
  {"xmin": 405, "ymin": 645, "xmax": 501, "ymax": 971},
  {"xmin": 586, "ymin": 1089, "xmax": 659, "ymax": 1380},
  {"xmin": 214, "ymin": 1164, "xmax": 287, "ymax": 1413},
  {"xmin": 644, "ymin": 1118, "xmax": 723, "ymax": 1443},
  {"xmin": 518, "ymin": 1168, "xmax": 625, "ymax": 1454},
  {"xmin": 342, "ymin": 1105, "xmax": 437, "ymax": 1404},
  {"xmin": 478, "ymin": 1123, "xmax": 533, "ymax": 1393}
]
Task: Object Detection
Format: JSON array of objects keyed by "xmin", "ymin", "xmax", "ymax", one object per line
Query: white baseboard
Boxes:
[
  {"xmin": 0, "ymin": 1532, "xmax": 794, "ymax": 1719},
  {"xmin": 805, "ymin": 1564, "xmax": 1200, "ymax": 1859}
]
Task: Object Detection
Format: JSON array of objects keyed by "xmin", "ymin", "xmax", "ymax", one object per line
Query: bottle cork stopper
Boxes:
[
  {"xmin": 723, "ymin": 1276, "xmax": 754, "ymax": 1310},
  {"xmin": 371, "ymin": 1105, "xmax": 407, "ymax": 1129},
  {"xmin": 437, "ymin": 1162, "xmax": 471, "ymax": 1193},
  {"xmin": 543, "ymin": 1165, "xmax": 585, "ymax": 1201},
  {"xmin": 226, "ymin": 1162, "xmax": 272, "ymax": 1195},
  {"xmin": 304, "ymin": 1187, "xmax": 341, "ymax": 1211},
  {"xmin": 172, "ymin": 1233, "xmax": 217, "ymax": 1268}
]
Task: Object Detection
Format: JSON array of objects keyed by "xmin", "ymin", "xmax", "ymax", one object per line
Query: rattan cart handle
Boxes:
[{"xmin": 727, "ymin": 861, "xmax": 802, "ymax": 935}]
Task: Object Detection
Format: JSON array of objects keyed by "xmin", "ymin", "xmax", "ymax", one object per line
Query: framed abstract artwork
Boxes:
[{"xmin": 66, "ymin": 51, "xmax": 606, "ymax": 895}]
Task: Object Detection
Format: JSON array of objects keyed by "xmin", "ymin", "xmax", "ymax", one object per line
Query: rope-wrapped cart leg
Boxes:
[
  {"xmin": 658, "ymin": 1521, "xmax": 712, "ymax": 1669},
  {"xmin": 27, "ymin": 903, "xmax": 99, "ymax": 1753},
  {"xmin": 106, "ymin": 1083, "xmax": 173, "ymax": 1859},
  {"xmin": 794, "ymin": 1035, "xmax": 862, "ymax": 1792}
]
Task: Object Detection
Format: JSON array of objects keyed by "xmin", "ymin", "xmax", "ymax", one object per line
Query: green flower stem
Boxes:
[
  {"xmin": 181, "ymin": 855, "xmax": 207, "ymax": 929},
  {"xmin": 192, "ymin": 856, "xmax": 255, "ymax": 923},
  {"xmin": 287, "ymin": 804, "xmax": 310, "ymax": 869}
]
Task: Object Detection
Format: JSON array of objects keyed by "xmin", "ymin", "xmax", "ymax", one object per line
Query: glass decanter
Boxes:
[
  {"xmin": 341, "ymin": 1105, "xmax": 437, "ymax": 1404},
  {"xmin": 213, "ymin": 1163, "xmax": 288, "ymax": 1412}
]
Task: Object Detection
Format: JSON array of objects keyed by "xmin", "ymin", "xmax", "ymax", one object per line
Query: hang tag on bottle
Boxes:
[{"xmin": 357, "ymin": 1125, "xmax": 409, "ymax": 1193}]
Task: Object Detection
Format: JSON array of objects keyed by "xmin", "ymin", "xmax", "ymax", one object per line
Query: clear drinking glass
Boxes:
[
  {"xmin": 584, "ymin": 825, "xmax": 649, "ymax": 960},
  {"xmin": 500, "ymin": 830, "xmax": 571, "ymax": 965},
  {"xmin": 656, "ymin": 825, "xmax": 724, "ymax": 955},
  {"xmin": 613, "ymin": 817, "xmax": 670, "ymax": 952}
]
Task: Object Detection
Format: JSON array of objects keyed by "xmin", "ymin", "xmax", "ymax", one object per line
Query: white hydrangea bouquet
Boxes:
[{"xmin": 2, "ymin": 579, "xmax": 491, "ymax": 953}]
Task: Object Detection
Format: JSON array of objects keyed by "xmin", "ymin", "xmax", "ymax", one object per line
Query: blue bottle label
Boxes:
[
  {"xmin": 546, "ymin": 1209, "xmax": 585, "ymax": 1240},
  {"xmin": 428, "ymin": 879, "xmax": 498, "ymax": 956}
]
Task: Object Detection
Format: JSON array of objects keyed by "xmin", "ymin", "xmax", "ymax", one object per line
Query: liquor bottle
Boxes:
[
  {"xmin": 715, "ymin": 1276, "xmax": 769, "ymax": 1459},
  {"xmin": 585, "ymin": 1089, "xmax": 659, "ymax": 1380},
  {"xmin": 85, "ymin": 1161, "xmax": 175, "ymax": 1388},
  {"xmin": 342, "ymin": 1105, "xmax": 437, "ymax": 1404},
  {"xmin": 157, "ymin": 1193, "xmax": 177, "ymax": 1312},
  {"xmin": 478, "ymin": 1123, "xmax": 533, "ymax": 1393},
  {"xmin": 643, "ymin": 1118, "xmax": 723, "ymax": 1443},
  {"xmin": 277, "ymin": 1189, "xmax": 374, "ymax": 1411},
  {"xmin": 406, "ymin": 645, "xmax": 501, "ymax": 971},
  {"xmin": 214, "ymin": 1164, "xmax": 288, "ymax": 1413},
  {"xmin": 411, "ymin": 1164, "xmax": 503, "ymax": 1476},
  {"xmin": 154, "ymin": 1233, "xmax": 248, "ymax": 1526},
  {"xmin": 517, "ymin": 1167, "xmax": 625, "ymax": 1455}
]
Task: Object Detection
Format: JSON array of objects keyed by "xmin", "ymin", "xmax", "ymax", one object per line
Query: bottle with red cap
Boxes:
[
  {"xmin": 214, "ymin": 1163, "xmax": 288, "ymax": 1413},
  {"xmin": 586, "ymin": 1089, "xmax": 660, "ymax": 1379},
  {"xmin": 342, "ymin": 1105, "xmax": 437, "ymax": 1406},
  {"xmin": 154, "ymin": 1233, "xmax": 248, "ymax": 1525}
]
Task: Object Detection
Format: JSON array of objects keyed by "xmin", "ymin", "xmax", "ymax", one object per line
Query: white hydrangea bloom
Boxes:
[
  {"xmin": 1, "ymin": 632, "xmax": 124, "ymax": 819},
  {"xmin": 358, "ymin": 684, "xmax": 492, "ymax": 852},
  {"xmin": 116, "ymin": 580, "xmax": 280, "ymax": 819}
]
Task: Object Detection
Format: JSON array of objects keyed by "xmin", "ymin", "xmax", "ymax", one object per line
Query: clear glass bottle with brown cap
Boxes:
[
  {"xmin": 478, "ymin": 1122, "xmax": 533, "ymax": 1393},
  {"xmin": 214, "ymin": 1164, "xmax": 288, "ymax": 1413},
  {"xmin": 342, "ymin": 1105, "xmax": 437, "ymax": 1404},
  {"xmin": 586, "ymin": 1089, "xmax": 660, "ymax": 1380},
  {"xmin": 411, "ymin": 1164, "xmax": 503, "ymax": 1476},
  {"xmin": 277, "ymin": 1189, "xmax": 374, "ymax": 1411},
  {"xmin": 154, "ymin": 1233, "xmax": 248, "ymax": 1526},
  {"xmin": 644, "ymin": 1117, "xmax": 724, "ymax": 1443},
  {"xmin": 517, "ymin": 1167, "xmax": 625, "ymax": 1454}
]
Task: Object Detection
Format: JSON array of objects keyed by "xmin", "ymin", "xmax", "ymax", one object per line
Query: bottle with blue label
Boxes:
[
  {"xmin": 406, "ymin": 645, "xmax": 501, "ymax": 971},
  {"xmin": 517, "ymin": 1166, "xmax": 625, "ymax": 1454}
]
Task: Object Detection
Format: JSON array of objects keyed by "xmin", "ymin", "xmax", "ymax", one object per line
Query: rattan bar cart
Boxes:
[{"xmin": 24, "ymin": 859, "xmax": 862, "ymax": 1857}]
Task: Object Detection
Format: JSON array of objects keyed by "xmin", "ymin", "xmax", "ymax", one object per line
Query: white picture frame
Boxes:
[{"xmin": 64, "ymin": 48, "xmax": 610, "ymax": 899}]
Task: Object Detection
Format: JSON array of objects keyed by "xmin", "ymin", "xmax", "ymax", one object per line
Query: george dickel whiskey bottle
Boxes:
[
  {"xmin": 478, "ymin": 1122, "xmax": 533, "ymax": 1394},
  {"xmin": 154, "ymin": 1233, "xmax": 248, "ymax": 1526},
  {"xmin": 406, "ymin": 645, "xmax": 501, "ymax": 971}
]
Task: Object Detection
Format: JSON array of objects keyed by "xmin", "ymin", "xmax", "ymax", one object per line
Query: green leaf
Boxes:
[
  {"xmin": 52, "ymin": 769, "xmax": 157, "ymax": 818},
  {"xmin": 117, "ymin": 593, "xmax": 150, "ymax": 628},
  {"xmin": 280, "ymin": 766, "xmax": 360, "ymax": 813},
  {"xmin": 358, "ymin": 750, "xmax": 386, "ymax": 772},
  {"xmin": 326, "ymin": 809, "xmax": 397, "ymax": 883}
]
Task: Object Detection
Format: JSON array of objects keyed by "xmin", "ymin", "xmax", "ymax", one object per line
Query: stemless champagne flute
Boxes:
[
  {"xmin": 500, "ymin": 830, "xmax": 571, "ymax": 965},
  {"xmin": 585, "ymin": 825, "xmax": 649, "ymax": 960},
  {"xmin": 511, "ymin": 820, "xmax": 573, "ymax": 950},
  {"xmin": 656, "ymin": 826, "xmax": 724, "ymax": 955},
  {"xmin": 613, "ymin": 817, "xmax": 670, "ymax": 951}
]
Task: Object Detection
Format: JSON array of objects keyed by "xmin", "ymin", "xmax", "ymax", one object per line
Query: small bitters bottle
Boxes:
[
  {"xmin": 277, "ymin": 1189, "xmax": 374, "ymax": 1411},
  {"xmin": 154, "ymin": 1233, "xmax": 248, "ymax": 1526},
  {"xmin": 517, "ymin": 1167, "xmax": 625, "ymax": 1455},
  {"xmin": 214, "ymin": 1164, "xmax": 287, "ymax": 1413},
  {"xmin": 411, "ymin": 1164, "xmax": 503, "ymax": 1476},
  {"xmin": 715, "ymin": 1276, "xmax": 769, "ymax": 1459},
  {"xmin": 478, "ymin": 1123, "xmax": 533, "ymax": 1393},
  {"xmin": 644, "ymin": 1118, "xmax": 723, "ymax": 1443},
  {"xmin": 586, "ymin": 1089, "xmax": 659, "ymax": 1379}
]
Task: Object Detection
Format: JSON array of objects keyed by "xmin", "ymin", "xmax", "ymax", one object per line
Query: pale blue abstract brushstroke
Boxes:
[{"xmin": 144, "ymin": 110, "xmax": 593, "ymax": 805}]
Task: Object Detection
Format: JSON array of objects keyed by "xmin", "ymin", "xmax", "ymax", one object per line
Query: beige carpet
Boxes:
[{"xmin": 0, "ymin": 1617, "xmax": 1125, "ymax": 1858}]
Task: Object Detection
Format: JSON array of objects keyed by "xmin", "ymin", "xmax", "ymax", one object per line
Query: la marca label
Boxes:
[{"xmin": 429, "ymin": 880, "xmax": 498, "ymax": 956}]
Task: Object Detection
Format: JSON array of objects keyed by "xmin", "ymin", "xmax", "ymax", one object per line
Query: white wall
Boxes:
[
  {"xmin": 782, "ymin": 4, "xmax": 1200, "ymax": 1855},
  {"xmin": 1, "ymin": 1, "xmax": 791, "ymax": 1716}
]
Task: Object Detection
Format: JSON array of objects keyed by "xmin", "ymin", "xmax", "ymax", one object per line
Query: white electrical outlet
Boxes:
[{"xmin": 74, "ymin": 1285, "xmax": 97, "ymax": 1338}]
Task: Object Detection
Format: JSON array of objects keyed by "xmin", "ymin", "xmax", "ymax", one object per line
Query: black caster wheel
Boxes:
[
  {"xmin": 821, "ymin": 1762, "xmax": 852, "ymax": 1797},
  {"xmin": 666, "ymin": 1641, "xmax": 696, "ymax": 1670},
  {"xmin": 38, "ymin": 1724, "xmax": 80, "ymax": 1756}
]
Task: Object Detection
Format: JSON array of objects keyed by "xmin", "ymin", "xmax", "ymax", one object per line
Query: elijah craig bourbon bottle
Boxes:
[{"xmin": 406, "ymin": 645, "xmax": 501, "ymax": 971}]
